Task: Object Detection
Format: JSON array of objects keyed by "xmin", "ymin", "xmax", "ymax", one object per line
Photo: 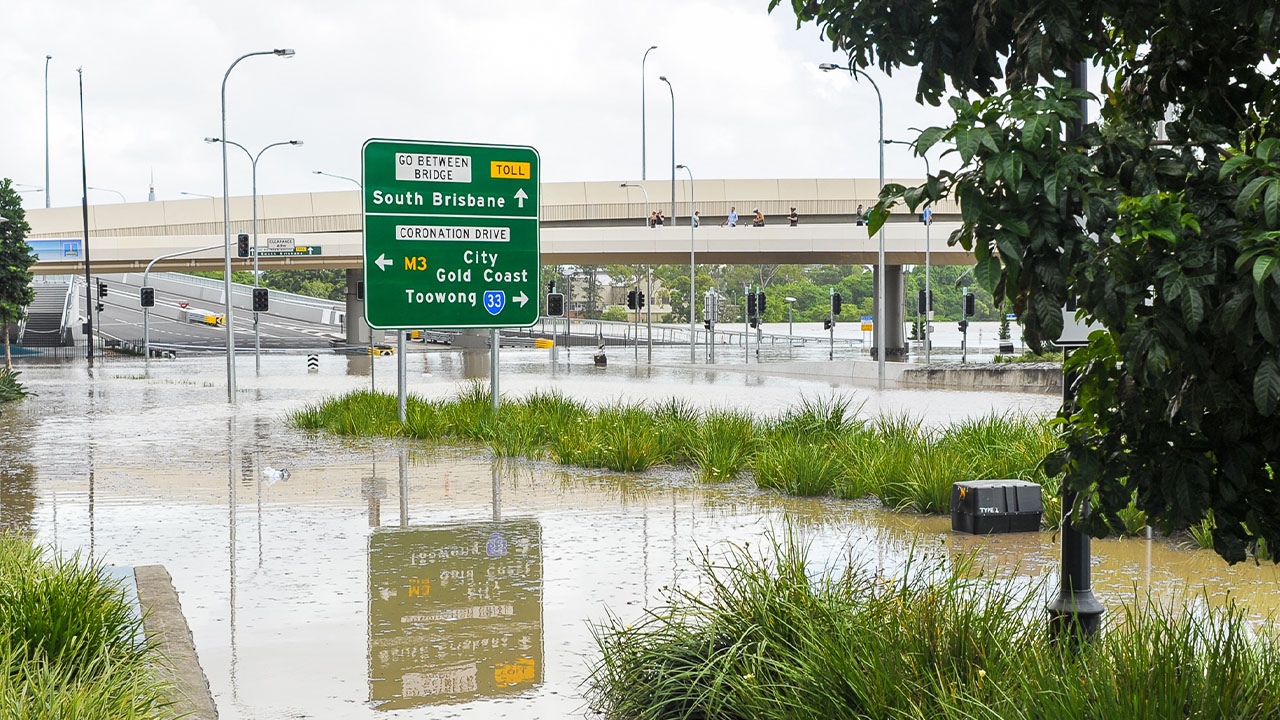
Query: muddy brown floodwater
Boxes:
[{"xmin": 1, "ymin": 352, "xmax": 1277, "ymax": 719}]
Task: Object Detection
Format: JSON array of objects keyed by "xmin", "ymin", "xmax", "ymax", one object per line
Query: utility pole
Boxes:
[{"xmin": 1046, "ymin": 59, "xmax": 1104, "ymax": 642}]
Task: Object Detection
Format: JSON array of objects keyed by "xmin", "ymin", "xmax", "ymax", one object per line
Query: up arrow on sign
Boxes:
[
  {"xmin": 514, "ymin": 188, "xmax": 528, "ymax": 208},
  {"xmin": 375, "ymin": 253, "xmax": 393, "ymax": 271}
]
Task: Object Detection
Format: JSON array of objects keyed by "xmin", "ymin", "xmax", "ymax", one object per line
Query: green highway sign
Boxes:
[
  {"xmin": 362, "ymin": 139, "xmax": 540, "ymax": 330},
  {"xmin": 254, "ymin": 246, "xmax": 322, "ymax": 257}
]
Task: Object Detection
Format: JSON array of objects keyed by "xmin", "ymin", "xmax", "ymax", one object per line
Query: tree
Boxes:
[
  {"xmin": 775, "ymin": 0, "xmax": 1280, "ymax": 563},
  {"xmin": 0, "ymin": 180, "xmax": 37, "ymax": 371}
]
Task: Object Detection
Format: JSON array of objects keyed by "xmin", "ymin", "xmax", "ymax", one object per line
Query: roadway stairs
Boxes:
[{"xmin": 18, "ymin": 283, "xmax": 73, "ymax": 348}]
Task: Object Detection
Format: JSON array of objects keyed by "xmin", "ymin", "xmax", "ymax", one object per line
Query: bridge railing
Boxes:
[{"xmin": 513, "ymin": 316, "xmax": 862, "ymax": 350}]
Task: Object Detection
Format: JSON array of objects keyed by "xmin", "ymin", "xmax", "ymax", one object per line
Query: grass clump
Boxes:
[
  {"xmin": 289, "ymin": 389, "xmax": 1064, "ymax": 524},
  {"xmin": 588, "ymin": 536, "xmax": 1280, "ymax": 720},
  {"xmin": 0, "ymin": 532, "xmax": 173, "ymax": 719},
  {"xmin": 0, "ymin": 368, "xmax": 30, "ymax": 403}
]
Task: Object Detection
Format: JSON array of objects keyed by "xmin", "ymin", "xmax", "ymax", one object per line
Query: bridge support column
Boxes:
[
  {"xmin": 871, "ymin": 264, "xmax": 908, "ymax": 361},
  {"xmin": 345, "ymin": 269, "xmax": 370, "ymax": 347}
]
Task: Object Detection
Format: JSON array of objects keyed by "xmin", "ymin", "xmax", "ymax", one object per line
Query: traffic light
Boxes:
[
  {"xmin": 237, "ymin": 233, "xmax": 250, "ymax": 258},
  {"xmin": 547, "ymin": 292, "xmax": 564, "ymax": 317},
  {"xmin": 637, "ymin": 291, "xmax": 645, "ymax": 309},
  {"xmin": 627, "ymin": 289, "xmax": 638, "ymax": 310},
  {"xmin": 964, "ymin": 292, "xmax": 976, "ymax": 317},
  {"xmin": 252, "ymin": 288, "xmax": 269, "ymax": 312},
  {"xmin": 98, "ymin": 281, "xmax": 108, "ymax": 298},
  {"xmin": 758, "ymin": 292, "xmax": 766, "ymax": 314},
  {"xmin": 832, "ymin": 293, "xmax": 843, "ymax": 315},
  {"xmin": 95, "ymin": 303, "xmax": 104, "ymax": 313},
  {"xmin": 918, "ymin": 289, "xmax": 935, "ymax": 314},
  {"xmin": 958, "ymin": 319, "xmax": 969, "ymax": 333},
  {"xmin": 746, "ymin": 292, "xmax": 757, "ymax": 318},
  {"xmin": 704, "ymin": 319, "xmax": 712, "ymax": 330},
  {"xmin": 547, "ymin": 280, "xmax": 555, "ymax": 294},
  {"xmin": 750, "ymin": 318, "xmax": 759, "ymax": 329},
  {"xmin": 823, "ymin": 318, "xmax": 833, "ymax": 330},
  {"xmin": 139, "ymin": 287, "xmax": 154, "ymax": 308}
]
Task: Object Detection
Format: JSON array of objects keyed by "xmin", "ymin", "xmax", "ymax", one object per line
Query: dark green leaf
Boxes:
[{"xmin": 1254, "ymin": 358, "xmax": 1280, "ymax": 415}]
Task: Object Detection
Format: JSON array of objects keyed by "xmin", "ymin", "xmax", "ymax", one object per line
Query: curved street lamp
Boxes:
[
  {"xmin": 820, "ymin": 62, "xmax": 886, "ymax": 388},
  {"xmin": 312, "ymin": 170, "xmax": 362, "ymax": 189},
  {"xmin": 641, "ymin": 45, "xmax": 657, "ymax": 181},
  {"xmin": 676, "ymin": 164, "xmax": 695, "ymax": 362},
  {"xmin": 87, "ymin": 186, "xmax": 126, "ymax": 203},
  {"xmin": 207, "ymin": 136, "xmax": 304, "ymax": 373},
  {"xmin": 659, "ymin": 76, "xmax": 675, "ymax": 227},
  {"xmin": 217, "ymin": 47, "xmax": 296, "ymax": 404}
]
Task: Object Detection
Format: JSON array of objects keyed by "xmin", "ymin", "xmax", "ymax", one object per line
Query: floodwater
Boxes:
[{"xmin": 2, "ymin": 351, "xmax": 1278, "ymax": 719}]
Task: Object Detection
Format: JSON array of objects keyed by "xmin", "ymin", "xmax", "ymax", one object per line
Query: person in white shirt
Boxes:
[
  {"xmin": 726, "ymin": 207, "xmax": 738, "ymax": 227},
  {"xmin": 692, "ymin": 211, "xmax": 701, "ymax": 227}
]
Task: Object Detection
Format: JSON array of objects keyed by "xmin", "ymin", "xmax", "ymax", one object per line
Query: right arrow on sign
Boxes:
[
  {"xmin": 514, "ymin": 188, "xmax": 528, "ymax": 208},
  {"xmin": 514, "ymin": 291, "xmax": 529, "ymax": 307},
  {"xmin": 375, "ymin": 253, "xmax": 393, "ymax": 271}
]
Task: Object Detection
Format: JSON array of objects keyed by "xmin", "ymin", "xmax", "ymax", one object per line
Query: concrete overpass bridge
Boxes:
[{"xmin": 25, "ymin": 178, "xmax": 974, "ymax": 355}]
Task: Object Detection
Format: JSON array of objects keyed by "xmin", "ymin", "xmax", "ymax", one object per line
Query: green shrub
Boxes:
[{"xmin": 0, "ymin": 533, "xmax": 172, "ymax": 719}]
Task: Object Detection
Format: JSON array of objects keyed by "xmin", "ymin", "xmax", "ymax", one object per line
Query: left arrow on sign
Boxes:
[
  {"xmin": 375, "ymin": 253, "xmax": 393, "ymax": 271},
  {"xmin": 514, "ymin": 291, "xmax": 529, "ymax": 307},
  {"xmin": 514, "ymin": 188, "xmax": 528, "ymax": 208}
]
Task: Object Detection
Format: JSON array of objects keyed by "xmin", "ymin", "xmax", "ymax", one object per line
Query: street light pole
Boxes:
[
  {"xmin": 642, "ymin": 45, "xmax": 657, "ymax": 181},
  {"xmin": 884, "ymin": 138, "xmax": 933, "ymax": 364},
  {"xmin": 820, "ymin": 62, "xmax": 885, "ymax": 388},
  {"xmin": 208, "ymin": 137, "xmax": 304, "ymax": 374},
  {"xmin": 45, "ymin": 55, "xmax": 52, "ymax": 208},
  {"xmin": 218, "ymin": 48, "xmax": 295, "ymax": 404},
  {"xmin": 621, "ymin": 182, "xmax": 653, "ymax": 363},
  {"xmin": 77, "ymin": 66, "xmax": 92, "ymax": 367},
  {"xmin": 659, "ymin": 76, "xmax": 675, "ymax": 226},
  {"xmin": 677, "ymin": 164, "xmax": 695, "ymax": 362},
  {"xmin": 180, "ymin": 191, "xmax": 215, "ymax": 198}
]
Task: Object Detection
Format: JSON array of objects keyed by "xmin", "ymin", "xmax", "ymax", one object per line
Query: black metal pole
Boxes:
[
  {"xmin": 78, "ymin": 68, "xmax": 92, "ymax": 367},
  {"xmin": 1047, "ymin": 60, "xmax": 1103, "ymax": 641}
]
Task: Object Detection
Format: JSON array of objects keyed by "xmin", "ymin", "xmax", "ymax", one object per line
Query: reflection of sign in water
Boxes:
[{"xmin": 368, "ymin": 519, "xmax": 543, "ymax": 710}]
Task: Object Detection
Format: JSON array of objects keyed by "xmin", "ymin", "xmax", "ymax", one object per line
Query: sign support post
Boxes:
[
  {"xmin": 490, "ymin": 329, "xmax": 499, "ymax": 409},
  {"xmin": 397, "ymin": 330, "xmax": 406, "ymax": 422}
]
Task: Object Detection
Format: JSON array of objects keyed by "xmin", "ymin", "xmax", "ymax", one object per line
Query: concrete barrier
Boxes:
[{"xmin": 899, "ymin": 362, "xmax": 1062, "ymax": 394}]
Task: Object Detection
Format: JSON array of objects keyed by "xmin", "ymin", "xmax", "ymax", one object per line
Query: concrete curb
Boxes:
[{"xmin": 134, "ymin": 565, "xmax": 218, "ymax": 720}]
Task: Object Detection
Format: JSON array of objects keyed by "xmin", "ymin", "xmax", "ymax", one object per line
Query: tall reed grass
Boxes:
[
  {"xmin": 588, "ymin": 535, "xmax": 1280, "ymax": 720},
  {"xmin": 290, "ymin": 389, "xmax": 1062, "ymax": 523},
  {"xmin": 0, "ymin": 532, "xmax": 173, "ymax": 719}
]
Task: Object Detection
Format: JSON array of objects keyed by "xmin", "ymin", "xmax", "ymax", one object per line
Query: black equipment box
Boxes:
[{"xmin": 950, "ymin": 479, "xmax": 1043, "ymax": 534}]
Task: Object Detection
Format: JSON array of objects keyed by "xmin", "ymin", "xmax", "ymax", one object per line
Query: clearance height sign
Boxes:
[{"xmin": 361, "ymin": 139, "xmax": 540, "ymax": 329}]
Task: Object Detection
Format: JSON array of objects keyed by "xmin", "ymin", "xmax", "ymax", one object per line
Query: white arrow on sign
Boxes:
[
  {"xmin": 513, "ymin": 291, "xmax": 529, "ymax": 307},
  {"xmin": 374, "ymin": 253, "xmax": 393, "ymax": 271},
  {"xmin": 514, "ymin": 188, "xmax": 528, "ymax": 208}
]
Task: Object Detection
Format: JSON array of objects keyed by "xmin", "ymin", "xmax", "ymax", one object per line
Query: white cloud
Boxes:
[{"xmin": 2, "ymin": 0, "xmax": 960, "ymax": 209}]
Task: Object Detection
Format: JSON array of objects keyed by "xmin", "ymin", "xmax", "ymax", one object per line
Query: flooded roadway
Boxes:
[{"xmin": 1, "ymin": 350, "xmax": 1278, "ymax": 719}]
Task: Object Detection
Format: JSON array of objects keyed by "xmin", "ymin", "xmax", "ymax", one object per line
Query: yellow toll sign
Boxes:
[{"xmin": 490, "ymin": 161, "xmax": 531, "ymax": 180}]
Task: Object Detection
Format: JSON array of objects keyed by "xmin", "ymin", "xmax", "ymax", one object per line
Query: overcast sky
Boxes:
[{"xmin": 3, "ymin": 0, "xmax": 963, "ymax": 210}]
